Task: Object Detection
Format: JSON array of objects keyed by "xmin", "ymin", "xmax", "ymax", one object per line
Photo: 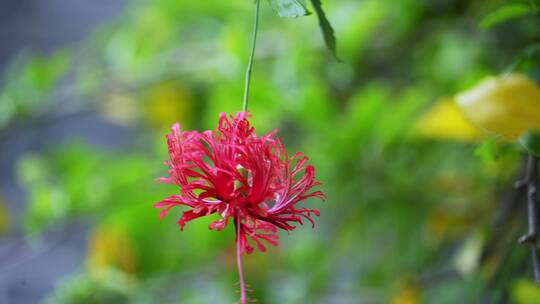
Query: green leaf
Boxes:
[
  {"xmin": 475, "ymin": 138, "xmax": 499, "ymax": 163},
  {"xmin": 519, "ymin": 131, "xmax": 540, "ymax": 157},
  {"xmin": 480, "ymin": 3, "xmax": 537, "ymax": 30},
  {"xmin": 310, "ymin": 0, "xmax": 339, "ymax": 60},
  {"xmin": 268, "ymin": 0, "xmax": 310, "ymax": 18},
  {"xmin": 504, "ymin": 43, "xmax": 540, "ymax": 73},
  {"xmin": 511, "ymin": 279, "xmax": 540, "ymax": 304}
]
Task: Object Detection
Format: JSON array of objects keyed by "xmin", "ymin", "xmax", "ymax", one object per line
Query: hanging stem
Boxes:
[
  {"xmin": 235, "ymin": 213, "xmax": 247, "ymax": 303},
  {"xmin": 242, "ymin": 0, "xmax": 261, "ymax": 112},
  {"xmin": 517, "ymin": 153, "xmax": 540, "ymax": 282}
]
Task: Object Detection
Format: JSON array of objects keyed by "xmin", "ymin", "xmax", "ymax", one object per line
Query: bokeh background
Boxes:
[{"xmin": 1, "ymin": 0, "xmax": 540, "ymax": 303}]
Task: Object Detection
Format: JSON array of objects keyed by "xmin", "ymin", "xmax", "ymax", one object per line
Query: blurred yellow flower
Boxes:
[
  {"xmin": 389, "ymin": 286, "xmax": 421, "ymax": 304},
  {"xmin": 144, "ymin": 82, "xmax": 193, "ymax": 130},
  {"xmin": 455, "ymin": 74, "xmax": 540, "ymax": 140},
  {"xmin": 87, "ymin": 225, "xmax": 136, "ymax": 279},
  {"xmin": 414, "ymin": 97, "xmax": 482, "ymax": 141}
]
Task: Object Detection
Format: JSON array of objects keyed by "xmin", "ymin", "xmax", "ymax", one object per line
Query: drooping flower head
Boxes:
[{"xmin": 155, "ymin": 112, "xmax": 325, "ymax": 254}]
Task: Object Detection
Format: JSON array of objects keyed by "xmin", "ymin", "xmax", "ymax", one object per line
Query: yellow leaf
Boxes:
[
  {"xmin": 456, "ymin": 74, "xmax": 540, "ymax": 140},
  {"xmin": 414, "ymin": 97, "xmax": 482, "ymax": 141}
]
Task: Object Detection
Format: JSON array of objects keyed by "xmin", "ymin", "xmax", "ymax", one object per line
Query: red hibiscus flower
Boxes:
[
  {"xmin": 154, "ymin": 111, "xmax": 324, "ymax": 303},
  {"xmin": 154, "ymin": 112, "xmax": 325, "ymax": 254}
]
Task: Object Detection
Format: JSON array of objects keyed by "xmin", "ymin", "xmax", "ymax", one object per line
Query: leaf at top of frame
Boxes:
[{"xmin": 268, "ymin": 0, "xmax": 310, "ymax": 18}]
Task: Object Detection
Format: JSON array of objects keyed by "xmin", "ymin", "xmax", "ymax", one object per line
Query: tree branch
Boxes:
[{"xmin": 517, "ymin": 153, "xmax": 540, "ymax": 282}]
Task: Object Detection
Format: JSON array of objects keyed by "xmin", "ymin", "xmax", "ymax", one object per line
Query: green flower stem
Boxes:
[{"xmin": 242, "ymin": 0, "xmax": 261, "ymax": 112}]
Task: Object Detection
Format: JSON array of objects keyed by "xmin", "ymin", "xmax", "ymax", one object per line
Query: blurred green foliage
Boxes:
[
  {"xmin": 0, "ymin": 50, "xmax": 70, "ymax": 127},
  {"xmin": 2, "ymin": 0, "xmax": 540, "ymax": 303},
  {"xmin": 480, "ymin": 2, "xmax": 539, "ymax": 30}
]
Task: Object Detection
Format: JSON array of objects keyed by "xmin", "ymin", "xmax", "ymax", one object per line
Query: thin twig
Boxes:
[
  {"xmin": 242, "ymin": 0, "xmax": 261, "ymax": 112},
  {"xmin": 517, "ymin": 153, "xmax": 540, "ymax": 282}
]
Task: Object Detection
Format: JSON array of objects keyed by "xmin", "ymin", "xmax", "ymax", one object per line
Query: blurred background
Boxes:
[{"xmin": 1, "ymin": 0, "xmax": 540, "ymax": 303}]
